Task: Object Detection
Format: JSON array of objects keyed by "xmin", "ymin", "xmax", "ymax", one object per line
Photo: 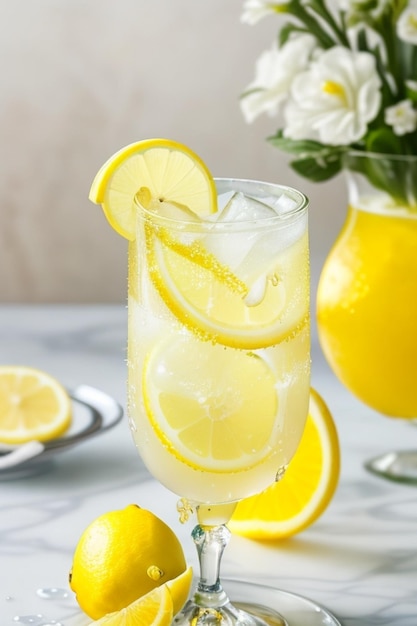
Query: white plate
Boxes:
[{"xmin": 0, "ymin": 384, "xmax": 123, "ymax": 479}]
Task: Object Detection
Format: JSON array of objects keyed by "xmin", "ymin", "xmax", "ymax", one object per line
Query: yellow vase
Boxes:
[{"xmin": 317, "ymin": 152, "xmax": 417, "ymax": 418}]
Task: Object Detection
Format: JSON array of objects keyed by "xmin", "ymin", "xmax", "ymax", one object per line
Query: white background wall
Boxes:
[{"xmin": 0, "ymin": 0, "xmax": 346, "ymax": 303}]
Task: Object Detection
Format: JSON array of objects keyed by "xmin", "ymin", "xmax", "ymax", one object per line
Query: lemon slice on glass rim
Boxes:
[
  {"xmin": 142, "ymin": 334, "xmax": 279, "ymax": 473},
  {"xmin": 229, "ymin": 387, "xmax": 340, "ymax": 540},
  {"xmin": 89, "ymin": 138, "xmax": 217, "ymax": 240},
  {"xmin": 90, "ymin": 138, "xmax": 309, "ymax": 349}
]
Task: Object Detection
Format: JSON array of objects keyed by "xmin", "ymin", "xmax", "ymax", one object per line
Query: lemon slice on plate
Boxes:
[
  {"xmin": 0, "ymin": 366, "xmax": 72, "ymax": 445},
  {"xmin": 142, "ymin": 335, "xmax": 278, "ymax": 472},
  {"xmin": 228, "ymin": 388, "xmax": 340, "ymax": 540},
  {"xmin": 89, "ymin": 138, "xmax": 217, "ymax": 240}
]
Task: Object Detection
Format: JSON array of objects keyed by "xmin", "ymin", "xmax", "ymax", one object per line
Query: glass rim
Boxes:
[
  {"xmin": 133, "ymin": 176, "xmax": 309, "ymax": 230},
  {"xmin": 345, "ymin": 150, "xmax": 417, "ymax": 164}
]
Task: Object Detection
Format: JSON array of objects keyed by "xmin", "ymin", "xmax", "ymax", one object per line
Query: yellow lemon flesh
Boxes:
[
  {"xmin": 89, "ymin": 138, "xmax": 217, "ymax": 240},
  {"xmin": 89, "ymin": 567, "xmax": 194, "ymax": 625},
  {"xmin": 0, "ymin": 366, "xmax": 72, "ymax": 445},
  {"xmin": 145, "ymin": 224, "xmax": 309, "ymax": 350},
  {"xmin": 228, "ymin": 388, "xmax": 340, "ymax": 540},
  {"xmin": 317, "ymin": 206, "xmax": 417, "ymax": 417},
  {"xmin": 166, "ymin": 565, "xmax": 193, "ymax": 615},
  {"xmin": 142, "ymin": 335, "xmax": 278, "ymax": 473},
  {"xmin": 88, "ymin": 584, "xmax": 173, "ymax": 626},
  {"xmin": 70, "ymin": 504, "xmax": 187, "ymax": 620}
]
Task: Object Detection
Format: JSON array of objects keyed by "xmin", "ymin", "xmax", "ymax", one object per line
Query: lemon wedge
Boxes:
[
  {"xmin": 0, "ymin": 366, "xmax": 71, "ymax": 445},
  {"xmin": 142, "ymin": 335, "xmax": 278, "ymax": 472},
  {"xmin": 89, "ymin": 138, "xmax": 217, "ymax": 240},
  {"xmin": 166, "ymin": 566, "xmax": 193, "ymax": 615},
  {"xmin": 228, "ymin": 388, "xmax": 340, "ymax": 540},
  {"xmin": 88, "ymin": 585, "xmax": 174, "ymax": 626}
]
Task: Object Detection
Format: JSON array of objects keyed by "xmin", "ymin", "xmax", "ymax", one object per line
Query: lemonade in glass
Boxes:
[{"xmin": 90, "ymin": 140, "xmax": 337, "ymax": 625}]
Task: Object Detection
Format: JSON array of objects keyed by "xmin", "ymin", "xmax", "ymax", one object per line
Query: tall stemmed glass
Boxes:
[{"xmin": 127, "ymin": 178, "xmax": 332, "ymax": 625}]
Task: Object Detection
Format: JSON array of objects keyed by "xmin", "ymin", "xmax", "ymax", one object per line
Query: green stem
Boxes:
[
  {"xmin": 308, "ymin": 0, "xmax": 350, "ymax": 46},
  {"xmin": 286, "ymin": 0, "xmax": 336, "ymax": 48}
]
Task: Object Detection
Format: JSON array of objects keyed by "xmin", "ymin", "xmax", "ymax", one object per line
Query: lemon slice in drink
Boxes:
[
  {"xmin": 0, "ymin": 366, "xmax": 72, "ymax": 444},
  {"xmin": 229, "ymin": 388, "xmax": 340, "ymax": 539},
  {"xmin": 89, "ymin": 139, "xmax": 217, "ymax": 240},
  {"xmin": 142, "ymin": 335, "xmax": 278, "ymax": 472},
  {"xmin": 147, "ymin": 226, "xmax": 309, "ymax": 350}
]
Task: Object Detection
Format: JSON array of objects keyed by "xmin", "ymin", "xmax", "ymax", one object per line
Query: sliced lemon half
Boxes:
[
  {"xmin": 89, "ymin": 139, "xmax": 217, "ymax": 240},
  {"xmin": 146, "ymin": 226, "xmax": 309, "ymax": 350},
  {"xmin": 228, "ymin": 388, "xmax": 340, "ymax": 540},
  {"xmin": 142, "ymin": 335, "xmax": 278, "ymax": 472},
  {"xmin": 90, "ymin": 584, "xmax": 174, "ymax": 626},
  {"xmin": 0, "ymin": 366, "xmax": 72, "ymax": 445}
]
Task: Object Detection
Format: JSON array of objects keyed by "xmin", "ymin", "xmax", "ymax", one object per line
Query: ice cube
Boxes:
[
  {"xmin": 217, "ymin": 191, "xmax": 235, "ymax": 213},
  {"xmin": 217, "ymin": 192, "xmax": 279, "ymax": 222},
  {"xmin": 268, "ymin": 192, "xmax": 299, "ymax": 215},
  {"xmin": 148, "ymin": 199, "xmax": 202, "ymax": 223},
  {"xmin": 202, "ymin": 190, "xmax": 306, "ymax": 306},
  {"xmin": 202, "ymin": 192, "xmax": 273, "ymax": 271},
  {"xmin": 204, "ymin": 191, "xmax": 283, "ymax": 282},
  {"xmin": 146, "ymin": 199, "xmax": 203, "ymax": 246}
]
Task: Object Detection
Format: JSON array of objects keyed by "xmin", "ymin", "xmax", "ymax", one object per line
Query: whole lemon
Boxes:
[{"xmin": 69, "ymin": 504, "xmax": 187, "ymax": 619}]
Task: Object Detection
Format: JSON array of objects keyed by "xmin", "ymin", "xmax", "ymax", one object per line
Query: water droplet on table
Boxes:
[
  {"xmin": 13, "ymin": 616, "xmax": 62, "ymax": 626},
  {"xmin": 36, "ymin": 588, "xmax": 69, "ymax": 600}
]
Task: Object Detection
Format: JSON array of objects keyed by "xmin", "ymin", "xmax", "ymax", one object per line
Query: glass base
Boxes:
[
  {"xmin": 174, "ymin": 579, "xmax": 341, "ymax": 626},
  {"xmin": 365, "ymin": 449, "xmax": 417, "ymax": 484}
]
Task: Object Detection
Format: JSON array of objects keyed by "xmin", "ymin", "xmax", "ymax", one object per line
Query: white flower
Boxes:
[
  {"xmin": 397, "ymin": 1, "xmax": 417, "ymax": 44},
  {"xmin": 406, "ymin": 79, "xmax": 417, "ymax": 92},
  {"xmin": 340, "ymin": 0, "xmax": 390, "ymax": 18},
  {"xmin": 385, "ymin": 99, "xmax": 417, "ymax": 135},
  {"xmin": 283, "ymin": 46, "xmax": 382, "ymax": 145},
  {"xmin": 241, "ymin": 0, "xmax": 287, "ymax": 25},
  {"xmin": 240, "ymin": 35, "xmax": 316, "ymax": 123}
]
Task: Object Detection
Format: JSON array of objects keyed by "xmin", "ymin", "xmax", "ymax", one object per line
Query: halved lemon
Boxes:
[
  {"xmin": 89, "ymin": 138, "xmax": 217, "ymax": 240},
  {"xmin": 146, "ymin": 225, "xmax": 309, "ymax": 349},
  {"xmin": 166, "ymin": 566, "xmax": 193, "ymax": 615},
  {"xmin": 0, "ymin": 366, "xmax": 72, "ymax": 444},
  {"xmin": 228, "ymin": 388, "xmax": 340, "ymax": 540},
  {"xmin": 90, "ymin": 584, "xmax": 173, "ymax": 626},
  {"xmin": 142, "ymin": 335, "xmax": 278, "ymax": 472}
]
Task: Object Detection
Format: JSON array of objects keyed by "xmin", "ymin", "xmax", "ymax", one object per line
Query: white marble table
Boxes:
[{"xmin": 1, "ymin": 305, "xmax": 416, "ymax": 626}]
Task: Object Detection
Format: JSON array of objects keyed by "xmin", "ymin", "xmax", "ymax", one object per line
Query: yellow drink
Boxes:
[
  {"xmin": 317, "ymin": 204, "xmax": 417, "ymax": 417},
  {"xmin": 128, "ymin": 180, "xmax": 310, "ymax": 504}
]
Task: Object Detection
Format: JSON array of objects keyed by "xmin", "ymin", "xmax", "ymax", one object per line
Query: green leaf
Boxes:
[
  {"xmin": 290, "ymin": 155, "xmax": 343, "ymax": 182},
  {"xmin": 278, "ymin": 23, "xmax": 299, "ymax": 46},
  {"xmin": 268, "ymin": 130, "xmax": 329, "ymax": 155},
  {"xmin": 268, "ymin": 131, "xmax": 345, "ymax": 182},
  {"xmin": 366, "ymin": 128, "xmax": 403, "ymax": 154}
]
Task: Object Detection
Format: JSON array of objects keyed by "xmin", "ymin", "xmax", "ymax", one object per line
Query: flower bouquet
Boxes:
[{"xmin": 241, "ymin": 0, "xmax": 417, "ymax": 206}]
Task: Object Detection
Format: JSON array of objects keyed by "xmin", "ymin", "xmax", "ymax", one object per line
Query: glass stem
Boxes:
[{"xmin": 192, "ymin": 523, "xmax": 231, "ymax": 608}]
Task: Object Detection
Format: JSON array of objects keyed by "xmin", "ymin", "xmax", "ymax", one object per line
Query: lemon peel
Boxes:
[{"xmin": 228, "ymin": 388, "xmax": 340, "ymax": 540}]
